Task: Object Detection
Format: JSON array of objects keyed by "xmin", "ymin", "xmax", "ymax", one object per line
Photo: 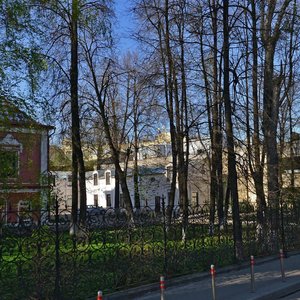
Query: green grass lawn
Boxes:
[{"xmin": 1, "ymin": 220, "xmax": 297, "ymax": 300}]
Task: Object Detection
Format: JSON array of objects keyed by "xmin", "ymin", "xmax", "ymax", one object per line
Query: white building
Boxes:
[
  {"xmin": 85, "ymin": 166, "xmax": 181, "ymax": 210},
  {"xmin": 85, "ymin": 168, "xmax": 115, "ymax": 208},
  {"xmin": 84, "ymin": 164, "xmax": 208, "ymax": 210},
  {"xmin": 52, "ymin": 134, "xmax": 210, "ymax": 210},
  {"xmin": 51, "ymin": 171, "xmax": 73, "ymax": 208}
]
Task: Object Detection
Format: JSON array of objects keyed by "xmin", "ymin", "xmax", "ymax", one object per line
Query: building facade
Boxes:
[
  {"xmin": 52, "ymin": 133, "xmax": 210, "ymax": 210},
  {"xmin": 85, "ymin": 166, "xmax": 182, "ymax": 210},
  {"xmin": 0, "ymin": 100, "xmax": 53, "ymax": 222}
]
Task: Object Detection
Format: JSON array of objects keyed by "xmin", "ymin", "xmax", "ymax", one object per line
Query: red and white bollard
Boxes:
[
  {"xmin": 211, "ymin": 264, "xmax": 216, "ymax": 300},
  {"xmin": 250, "ymin": 255, "xmax": 255, "ymax": 293},
  {"xmin": 279, "ymin": 249, "xmax": 286, "ymax": 282},
  {"xmin": 97, "ymin": 290, "xmax": 103, "ymax": 300},
  {"xmin": 160, "ymin": 276, "xmax": 165, "ymax": 300}
]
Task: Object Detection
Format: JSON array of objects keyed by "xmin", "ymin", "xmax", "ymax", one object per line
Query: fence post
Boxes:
[
  {"xmin": 162, "ymin": 195, "xmax": 167, "ymax": 274},
  {"xmin": 211, "ymin": 264, "xmax": 216, "ymax": 300},
  {"xmin": 160, "ymin": 275, "xmax": 165, "ymax": 300},
  {"xmin": 279, "ymin": 249, "xmax": 286, "ymax": 282},
  {"xmin": 54, "ymin": 196, "xmax": 61, "ymax": 299},
  {"xmin": 97, "ymin": 290, "xmax": 103, "ymax": 300},
  {"xmin": 250, "ymin": 255, "xmax": 255, "ymax": 292},
  {"xmin": 280, "ymin": 196, "xmax": 286, "ymax": 255}
]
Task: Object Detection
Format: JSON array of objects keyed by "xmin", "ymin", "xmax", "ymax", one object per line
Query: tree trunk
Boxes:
[
  {"xmin": 199, "ymin": 12, "xmax": 215, "ymax": 229},
  {"xmin": 210, "ymin": 0, "xmax": 224, "ymax": 229},
  {"xmin": 102, "ymin": 108, "xmax": 133, "ymax": 218},
  {"xmin": 160, "ymin": 0, "xmax": 178, "ymax": 226},
  {"xmin": 114, "ymin": 169, "xmax": 120, "ymax": 209},
  {"xmin": 263, "ymin": 42, "xmax": 280, "ymax": 244},
  {"xmin": 250, "ymin": 0, "xmax": 267, "ymax": 228},
  {"xmin": 223, "ymin": 0, "xmax": 243, "ymax": 260},
  {"xmin": 176, "ymin": 2, "xmax": 189, "ymax": 241},
  {"xmin": 260, "ymin": 0, "xmax": 292, "ymax": 250},
  {"xmin": 133, "ymin": 78, "xmax": 140, "ymax": 209},
  {"xmin": 70, "ymin": 0, "xmax": 87, "ymax": 228},
  {"xmin": 87, "ymin": 60, "xmax": 134, "ymax": 219}
]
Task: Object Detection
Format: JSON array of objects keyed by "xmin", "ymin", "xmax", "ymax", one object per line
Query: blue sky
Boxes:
[{"xmin": 114, "ymin": 1, "xmax": 138, "ymax": 54}]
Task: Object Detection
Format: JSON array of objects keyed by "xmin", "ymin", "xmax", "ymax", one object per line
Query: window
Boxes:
[
  {"xmin": 197, "ymin": 149, "xmax": 205, "ymax": 155},
  {"xmin": 18, "ymin": 200, "xmax": 31, "ymax": 224},
  {"xmin": 167, "ymin": 192, "xmax": 171, "ymax": 206},
  {"xmin": 166, "ymin": 166, "xmax": 172, "ymax": 182},
  {"xmin": 18, "ymin": 200, "xmax": 31, "ymax": 212},
  {"xmin": 93, "ymin": 173, "xmax": 98, "ymax": 186},
  {"xmin": 0, "ymin": 150, "xmax": 19, "ymax": 179},
  {"xmin": 106, "ymin": 194, "xmax": 112, "ymax": 207},
  {"xmin": 156, "ymin": 145, "xmax": 162, "ymax": 157},
  {"xmin": 105, "ymin": 172, "xmax": 111, "ymax": 185},
  {"xmin": 191, "ymin": 192, "xmax": 199, "ymax": 207},
  {"xmin": 94, "ymin": 194, "xmax": 98, "ymax": 207},
  {"xmin": 155, "ymin": 196, "xmax": 161, "ymax": 212},
  {"xmin": 67, "ymin": 175, "xmax": 72, "ymax": 186},
  {"xmin": 0, "ymin": 135, "xmax": 22, "ymax": 180}
]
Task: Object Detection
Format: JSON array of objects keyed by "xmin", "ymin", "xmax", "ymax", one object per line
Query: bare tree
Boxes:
[
  {"xmin": 193, "ymin": 0, "xmax": 225, "ymax": 229},
  {"xmin": 82, "ymin": 38, "xmax": 134, "ymax": 216},
  {"xmin": 122, "ymin": 52, "xmax": 160, "ymax": 209},
  {"xmin": 29, "ymin": 0, "xmax": 116, "ymax": 230},
  {"xmin": 248, "ymin": 0, "xmax": 267, "ymax": 235},
  {"xmin": 70, "ymin": 0, "xmax": 87, "ymax": 227},
  {"xmin": 134, "ymin": 0, "xmax": 194, "ymax": 240},
  {"xmin": 222, "ymin": 0, "xmax": 243, "ymax": 260},
  {"xmin": 259, "ymin": 0, "xmax": 293, "ymax": 245}
]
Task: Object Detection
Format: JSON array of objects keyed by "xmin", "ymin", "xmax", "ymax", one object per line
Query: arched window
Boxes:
[
  {"xmin": 105, "ymin": 172, "xmax": 111, "ymax": 185},
  {"xmin": 0, "ymin": 134, "xmax": 22, "ymax": 179},
  {"xmin": 93, "ymin": 173, "xmax": 98, "ymax": 186},
  {"xmin": 106, "ymin": 194, "xmax": 111, "ymax": 207}
]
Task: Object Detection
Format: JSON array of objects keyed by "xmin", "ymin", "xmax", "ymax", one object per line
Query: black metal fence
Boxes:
[{"xmin": 1, "ymin": 198, "xmax": 300, "ymax": 300}]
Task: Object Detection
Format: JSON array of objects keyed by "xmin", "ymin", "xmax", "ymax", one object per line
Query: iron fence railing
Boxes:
[{"xmin": 0, "ymin": 198, "xmax": 300, "ymax": 299}]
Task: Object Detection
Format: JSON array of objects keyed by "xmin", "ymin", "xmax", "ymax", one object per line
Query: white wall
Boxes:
[
  {"xmin": 86, "ymin": 168, "xmax": 179, "ymax": 209},
  {"xmin": 86, "ymin": 170, "xmax": 116, "ymax": 207},
  {"xmin": 54, "ymin": 166, "xmax": 208, "ymax": 210}
]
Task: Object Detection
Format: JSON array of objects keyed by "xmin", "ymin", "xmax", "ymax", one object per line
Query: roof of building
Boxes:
[
  {"xmin": 0, "ymin": 98, "xmax": 54, "ymax": 130},
  {"xmin": 85, "ymin": 166, "xmax": 166, "ymax": 179},
  {"xmin": 131, "ymin": 166, "xmax": 166, "ymax": 176}
]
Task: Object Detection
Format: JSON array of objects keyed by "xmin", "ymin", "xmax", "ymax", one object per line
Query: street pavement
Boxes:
[{"xmin": 105, "ymin": 252, "xmax": 300, "ymax": 300}]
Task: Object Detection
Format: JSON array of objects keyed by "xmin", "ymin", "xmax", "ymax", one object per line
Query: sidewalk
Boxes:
[{"xmin": 105, "ymin": 251, "xmax": 300, "ymax": 300}]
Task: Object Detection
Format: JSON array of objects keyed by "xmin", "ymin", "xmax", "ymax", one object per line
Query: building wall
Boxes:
[
  {"xmin": 51, "ymin": 171, "xmax": 73, "ymax": 208},
  {"xmin": 0, "ymin": 127, "xmax": 50, "ymax": 216},
  {"xmin": 86, "ymin": 169, "xmax": 116, "ymax": 208},
  {"xmin": 126, "ymin": 172, "xmax": 175, "ymax": 208},
  {"xmin": 53, "ymin": 163, "xmax": 210, "ymax": 210},
  {"xmin": 0, "ymin": 131, "xmax": 41, "ymax": 187},
  {"xmin": 52, "ymin": 135, "xmax": 212, "ymax": 210},
  {"xmin": 0, "ymin": 191, "xmax": 41, "ymax": 222},
  {"xmin": 84, "ymin": 167, "xmax": 205, "ymax": 209}
]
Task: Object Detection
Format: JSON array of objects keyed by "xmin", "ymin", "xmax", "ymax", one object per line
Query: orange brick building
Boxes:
[{"xmin": 0, "ymin": 100, "xmax": 53, "ymax": 223}]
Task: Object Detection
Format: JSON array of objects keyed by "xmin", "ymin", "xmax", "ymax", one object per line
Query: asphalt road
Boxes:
[
  {"xmin": 105, "ymin": 252, "xmax": 300, "ymax": 300},
  {"xmin": 122, "ymin": 254, "xmax": 300, "ymax": 300}
]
